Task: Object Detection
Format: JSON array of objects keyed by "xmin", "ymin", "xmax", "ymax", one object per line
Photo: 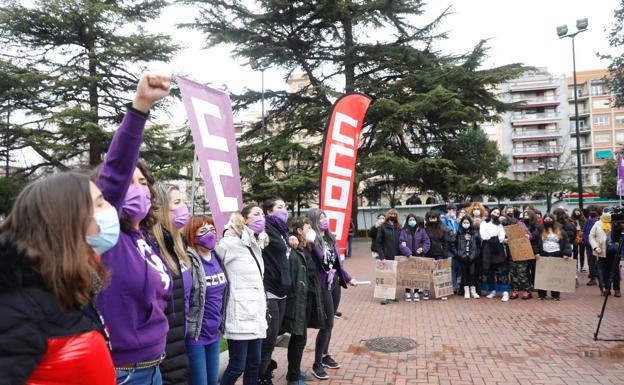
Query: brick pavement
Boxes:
[{"xmin": 268, "ymin": 239, "xmax": 624, "ymax": 385}]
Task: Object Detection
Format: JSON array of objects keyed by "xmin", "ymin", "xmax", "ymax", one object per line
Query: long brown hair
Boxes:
[
  {"xmin": 541, "ymin": 214, "xmax": 562, "ymax": 240},
  {"xmin": 151, "ymin": 183, "xmax": 190, "ymax": 275},
  {"xmin": 0, "ymin": 172, "xmax": 107, "ymax": 309},
  {"xmin": 384, "ymin": 208, "xmax": 401, "ymax": 230}
]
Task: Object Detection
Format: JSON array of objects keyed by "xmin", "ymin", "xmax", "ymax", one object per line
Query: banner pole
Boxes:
[{"xmin": 191, "ymin": 150, "xmax": 198, "ymax": 215}]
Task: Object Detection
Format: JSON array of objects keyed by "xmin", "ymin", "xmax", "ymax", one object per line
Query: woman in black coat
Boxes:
[
  {"xmin": 453, "ymin": 216, "xmax": 481, "ymax": 299},
  {"xmin": 375, "ymin": 209, "xmax": 402, "ymax": 305}
]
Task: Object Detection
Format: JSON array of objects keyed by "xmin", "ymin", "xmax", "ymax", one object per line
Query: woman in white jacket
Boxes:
[
  {"xmin": 216, "ymin": 205, "xmax": 269, "ymax": 385},
  {"xmin": 588, "ymin": 209, "xmax": 617, "ymax": 296}
]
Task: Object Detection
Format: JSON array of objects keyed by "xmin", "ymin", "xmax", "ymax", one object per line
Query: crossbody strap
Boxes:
[{"xmin": 246, "ymin": 246, "xmax": 263, "ymax": 279}]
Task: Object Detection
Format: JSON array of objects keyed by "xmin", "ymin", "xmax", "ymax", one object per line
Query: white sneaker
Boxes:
[
  {"xmin": 501, "ymin": 291, "xmax": 509, "ymax": 302},
  {"xmin": 470, "ymin": 286, "xmax": 480, "ymax": 299},
  {"xmin": 464, "ymin": 286, "xmax": 470, "ymax": 300},
  {"xmin": 486, "ymin": 290, "xmax": 496, "ymax": 299},
  {"xmin": 413, "ymin": 291, "xmax": 420, "ymax": 302},
  {"xmin": 441, "ymin": 296, "xmax": 448, "ymax": 301},
  {"xmin": 405, "ymin": 292, "xmax": 412, "ymax": 302}
]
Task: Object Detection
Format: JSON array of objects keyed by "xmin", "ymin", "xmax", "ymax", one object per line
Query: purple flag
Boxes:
[
  {"xmin": 177, "ymin": 76, "xmax": 243, "ymax": 235},
  {"xmin": 618, "ymin": 153, "xmax": 624, "ymax": 197}
]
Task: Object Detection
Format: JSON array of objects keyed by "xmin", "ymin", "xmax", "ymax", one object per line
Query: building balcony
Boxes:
[
  {"xmin": 569, "ymin": 109, "xmax": 590, "ymax": 118},
  {"xmin": 509, "ymin": 83, "xmax": 559, "ymax": 92},
  {"xmin": 570, "ymin": 126, "xmax": 591, "ymax": 135},
  {"xmin": 570, "ymin": 142, "xmax": 592, "ymax": 151},
  {"xmin": 512, "ymin": 95, "xmax": 560, "ymax": 108},
  {"xmin": 511, "ymin": 129, "xmax": 562, "ymax": 141},
  {"xmin": 512, "ymin": 145, "xmax": 564, "ymax": 158},
  {"xmin": 567, "ymin": 92, "xmax": 589, "ymax": 102},
  {"xmin": 511, "ymin": 113, "xmax": 560, "ymax": 126},
  {"xmin": 512, "ymin": 164, "xmax": 540, "ymax": 172}
]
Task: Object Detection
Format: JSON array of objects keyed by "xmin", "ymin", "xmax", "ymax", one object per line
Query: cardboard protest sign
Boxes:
[
  {"xmin": 396, "ymin": 256, "xmax": 434, "ymax": 291},
  {"xmin": 534, "ymin": 256, "xmax": 576, "ymax": 293},
  {"xmin": 432, "ymin": 258, "xmax": 453, "ymax": 298},
  {"xmin": 504, "ymin": 224, "xmax": 535, "ymax": 261},
  {"xmin": 374, "ymin": 260, "xmax": 398, "ymax": 299}
]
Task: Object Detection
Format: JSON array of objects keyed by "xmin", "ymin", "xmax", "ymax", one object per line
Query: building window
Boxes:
[
  {"xmin": 617, "ymin": 133, "xmax": 624, "ymax": 143},
  {"xmin": 594, "ymin": 116, "xmax": 610, "ymax": 126},
  {"xmin": 591, "ymin": 84, "xmax": 605, "ymax": 96},
  {"xmin": 595, "ymin": 134, "xmax": 610, "ymax": 143},
  {"xmin": 616, "ymin": 115, "xmax": 624, "ymax": 125}
]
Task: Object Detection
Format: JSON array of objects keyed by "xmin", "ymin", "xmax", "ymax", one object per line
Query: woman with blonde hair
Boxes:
[
  {"xmin": 151, "ymin": 183, "xmax": 193, "ymax": 384},
  {"xmin": 466, "ymin": 202, "xmax": 487, "ymax": 220}
]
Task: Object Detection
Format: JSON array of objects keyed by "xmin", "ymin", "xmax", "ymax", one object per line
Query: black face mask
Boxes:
[
  {"xmin": 544, "ymin": 221, "xmax": 553, "ymax": 228},
  {"xmin": 522, "ymin": 218, "xmax": 530, "ymax": 224},
  {"xmin": 491, "ymin": 215, "xmax": 500, "ymax": 224},
  {"xmin": 427, "ymin": 220, "xmax": 437, "ymax": 226}
]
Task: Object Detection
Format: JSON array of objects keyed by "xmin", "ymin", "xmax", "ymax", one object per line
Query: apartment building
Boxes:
[
  {"xmin": 499, "ymin": 69, "xmax": 571, "ymax": 181},
  {"xmin": 566, "ymin": 69, "xmax": 624, "ymax": 187}
]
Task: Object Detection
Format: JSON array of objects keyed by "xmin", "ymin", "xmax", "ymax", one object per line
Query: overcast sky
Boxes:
[{"xmin": 145, "ymin": 0, "xmax": 621, "ymax": 126}]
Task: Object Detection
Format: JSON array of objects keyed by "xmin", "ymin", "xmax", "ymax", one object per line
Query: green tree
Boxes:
[
  {"xmin": 0, "ymin": 176, "xmax": 27, "ymax": 216},
  {"xmin": 602, "ymin": 0, "xmax": 624, "ymax": 106},
  {"xmin": 0, "ymin": 0, "xmax": 185, "ymax": 175},
  {"xmin": 484, "ymin": 178, "xmax": 528, "ymax": 206},
  {"xmin": 186, "ymin": 0, "xmax": 523, "ymax": 221},
  {"xmin": 526, "ymin": 170, "xmax": 576, "ymax": 213},
  {"xmin": 599, "ymin": 158, "xmax": 618, "ymax": 198}
]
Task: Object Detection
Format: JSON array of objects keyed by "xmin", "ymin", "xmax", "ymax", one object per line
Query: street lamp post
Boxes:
[{"xmin": 557, "ymin": 18, "xmax": 588, "ymax": 212}]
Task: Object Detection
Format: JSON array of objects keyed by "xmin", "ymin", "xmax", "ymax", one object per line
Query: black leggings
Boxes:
[
  {"xmin": 287, "ymin": 330, "xmax": 307, "ymax": 381},
  {"xmin": 315, "ymin": 285, "xmax": 335, "ymax": 365},
  {"xmin": 260, "ymin": 298, "xmax": 286, "ymax": 376},
  {"xmin": 573, "ymin": 243, "xmax": 585, "ymax": 269},
  {"xmin": 460, "ymin": 261, "xmax": 478, "ymax": 287}
]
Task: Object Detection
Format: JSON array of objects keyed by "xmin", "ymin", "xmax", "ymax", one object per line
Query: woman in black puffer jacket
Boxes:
[{"xmin": 453, "ymin": 216, "xmax": 481, "ymax": 300}]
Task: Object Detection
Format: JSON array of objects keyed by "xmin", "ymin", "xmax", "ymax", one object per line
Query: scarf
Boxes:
[
  {"xmin": 266, "ymin": 214, "xmax": 289, "ymax": 242},
  {"xmin": 600, "ymin": 215, "xmax": 612, "ymax": 234}
]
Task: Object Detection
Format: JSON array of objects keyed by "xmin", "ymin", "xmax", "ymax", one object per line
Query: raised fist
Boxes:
[{"xmin": 132, "ymin": 74, "xmax": 171, "ymax": 113}]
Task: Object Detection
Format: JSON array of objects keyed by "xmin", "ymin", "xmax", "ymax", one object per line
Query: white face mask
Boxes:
[{"xmin": 305, "ymin": 229, "xmax": 316, "ymax": 243}]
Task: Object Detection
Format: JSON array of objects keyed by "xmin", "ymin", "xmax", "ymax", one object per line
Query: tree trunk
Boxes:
[
  {"xmin": 87, "ymin": 42, "xmax": 101, "ymax": 166},
  {"xmin": 342, "ymin": 14, "xmax": 355, "ymax": 93}
]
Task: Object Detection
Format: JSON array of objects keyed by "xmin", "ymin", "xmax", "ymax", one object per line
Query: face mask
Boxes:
[
  {"xmin": 273, "ymin": 209, "xmax": 288, "ymax": 223},
  {"xmin": 123, "ymin": 184, "xmax": 151, "ymax": 222},
  {"xmin": 248, "ymin": 215, "xmax": 266, "ymax": 234},
  {"xmin": 544, "ymin": 220, "xmax": 553, "ymax": 227},
  {"xmin": 305, "ymin": 229, "xmax": 316, "ymax": 243},
  {"xmin": 408, "ymin": 220, "xmax": 417, "ymax": 228},
  {"xmin": 196, "ymin": 231, "xmax": 216, "ymax": 250},
  {"xmin": 473, "ymin": 210, "xmax": 481, "ymax": 217},
  {"xmin": 448, "ymin": 211, "xmax": 456, "ymax": 218},
  {"xmin": 462, "ymin": 223, "xmax": 470, "ymax": 229},
  {"xmin": 523, "ymin": 218, "xmax": 530, "ymax": 224},
  {"xmin": 603, "ymin": 212, "xmax": 612, "ymax": 220},
  {"xmin": 377, "ymin": 216, "xmax": 385, "ymax": 222},
  {"xmin": 172, "ymin": 204, "xmax": 190, "ymax": 229},
  {"xmin": 428, "ymin": 220, "xmax": 437, "ymax": 225},
  {"xmin": 86, "ymin": 206, "xmax": 120, "ymax": 255},
  {"xmin": 319, "ymin": 218, "xmax": 330, "ymax": 231}
]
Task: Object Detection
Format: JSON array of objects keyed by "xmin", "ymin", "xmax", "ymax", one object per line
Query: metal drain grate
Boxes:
[{"xmin": 364, "ymin": 337, "xmax": 417, "ymax": 353}]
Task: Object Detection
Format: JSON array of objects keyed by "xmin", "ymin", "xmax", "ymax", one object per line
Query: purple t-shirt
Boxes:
[
  {"xmin": 181, "ymin": 261, "xmax": 192, "ymax": 317},
  {"xmin": 187, "ymin": 252, "xmax": 226, "ymax": 345}
]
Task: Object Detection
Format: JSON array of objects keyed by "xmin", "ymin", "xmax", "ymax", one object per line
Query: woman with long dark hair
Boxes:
[
  {"xmin": 94, "ymin": 74, "xmax": 172, "ymax": 385},
  {"xmin": 375, "ymin": 208, "xmax": 402, "ymax": 304},
  {"xmin": 0, "ymin": 172, "xmax": 116, "ymax": 384},
  {"xmin": 531, "ymin": 214, "xmax": 573, "ymax": 300},
  {"xmin": 306, "ymin": 208, "xmax": 357, "ymax": 380},
  {"xmin": 479, "ymin": 208, "xmax": 510, "ymax": 302},
  {"xmin": 424, "ymin": 210, "xmax": 453, "ymax": 300},
  {"xmin": 453, "ymin": 216, "xmax": 481, "ymax": 299},
  {"xmin": 399, "ymin": 214, "xmax": 430, "ymax": 302}
]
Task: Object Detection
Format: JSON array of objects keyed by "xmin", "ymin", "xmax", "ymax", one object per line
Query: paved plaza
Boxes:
[{"xmin": 269, "ymin": 239, "xmax": 624, "ymax": 385}]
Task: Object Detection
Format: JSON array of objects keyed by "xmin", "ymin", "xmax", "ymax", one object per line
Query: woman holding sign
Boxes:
[
  {"xmin": 479, "ymin": 208, "xmax": 510, "ymax": 302},
  {"xmin": 531, "ymin": 214, "xmax": 572, "ymax": 300},
  {"xmin": 306, "ymin": 208, "xmax": 357, "ymax": 380},
  {"xmin": 399, "ymin": 214, "xmax": 430, "ymax": 302},
  {"xmin": 425, "ymin": 211, "xmax": 453, "ymax": 301},
  {"xmin": 375, "ymin": 209, "xmax": 402, "ymax": 304},
  {"xmin": 95, "ymin": 74, "xmax": 172, "ymax": 385}
]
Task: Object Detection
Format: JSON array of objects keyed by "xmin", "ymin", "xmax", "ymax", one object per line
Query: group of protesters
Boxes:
[
  {"xmin": 370, "ymin": 202, "xmax": 623, "ymax": 303},
  {"xmin": 0, "ymin": 74, "xmax": 359, "ymax": 385}
]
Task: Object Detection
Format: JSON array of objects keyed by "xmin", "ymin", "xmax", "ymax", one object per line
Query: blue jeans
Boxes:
[
  {"xmin": 220, "ymin": 339, "xmax": 262, "ymax": 385},
  {"xmin": 116, "ymin": 366, "xmax": 162, "ymax": 385},
  {"xmin": 187, "ymin": 340, "xmax": 221, "ymax": 385},
  {"xmin": 452, "ymin": 257, "xmax": 461, "ymax": 291}
]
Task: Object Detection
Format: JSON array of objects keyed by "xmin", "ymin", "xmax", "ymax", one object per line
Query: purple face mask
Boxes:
[
  {"xmin": 248, "ymin": 215, "xmax": 266, "ymax": 234},
  {"xmin": 273, "ymin": 209, "xmax": 288, "ymax": 223},
  {"xmin": 172, "ymin": 204, "xmax": 190, "ymax": 229},
  {"xmin": 123, "ymin": 184, "xmax": 151, "ymax": 222},
  {"xmin": 196, "ymin": 231, "xmax": 216, "ymax": 250},
  {"xmin": 319, "ymin": 218, "xmax": 329, "ymax": 231}
]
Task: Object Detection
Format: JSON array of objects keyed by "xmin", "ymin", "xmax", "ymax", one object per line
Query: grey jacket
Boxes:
[{"xmin": 185, "ymin": 246, "xmax": 208, "ymax": 341}]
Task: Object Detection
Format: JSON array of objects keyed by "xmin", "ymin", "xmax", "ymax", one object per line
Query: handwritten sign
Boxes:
[
  {"xmin": 374, "ymin": 259, "xmax": 398, "ymax": 299},
  {"xmin": 397, "ymin": 256, "xmax": 434, "ymax": 291},
  {"xmin": 534, "ymin": 256, "xmax": 576, "ymax": 293},
  {"xmin": 504, "ymin": 224, "xmax": 535, "ymax": 261},
  {"xmin": 432, "ymin": 258, "xmax": 453, "ymax": 298}
]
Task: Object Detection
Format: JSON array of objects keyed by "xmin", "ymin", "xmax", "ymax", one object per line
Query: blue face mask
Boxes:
[
  {"xmin": 408, "ymin": 220, "xmax": 417, "ymax": 228},
  {"xmin": 87, "ymin": 206, "xmax": 120, "ymax": 255}
]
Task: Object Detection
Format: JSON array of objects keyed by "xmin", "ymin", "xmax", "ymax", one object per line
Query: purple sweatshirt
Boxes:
[
  {"xmin": 399, "ymin": 228, "xmax": 431, "ymax": 257},
  {"xmin": 313, "ymin": 241, "xmax": 352, "ymax": 290},
  {"xmin": 96, "ymin": 108, "xmax": 171, "ymax": 366}
]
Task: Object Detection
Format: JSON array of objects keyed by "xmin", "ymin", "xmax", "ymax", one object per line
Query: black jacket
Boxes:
[
  {"xmin": 0, "ymin": 239, "xmax": 111, "ymax": 385},
  {"xmin": 453, "ymin": 229, "xmax": 480, "ymax": 263},
  {"xmin": 262, "ymin": 220, "xmax": 292, "ymax": 297},
  {"xmin": 559, "ymin": 220, "xmax": 577, "ymax": 246},
  {"xmin": 282, "ymin": 245, "xmax": 310, "ymax": 336},
  {"xmin": 531, "ymin": 226, "xmax": 573, "ymax": 257},
  {"xmin": 160, "ymin": 228, "xmax": 189, "ymax": 385},
  {"xmin": 425, "ymin": 225, "xmax": 450, "ymax": 259},
  {"xmin": 375, "ymin": 223, "xmax": 401, "ymax": 260},
  {"xmin": 369, "ymin": 225, "xmax": 380, "ymax": 252}
]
